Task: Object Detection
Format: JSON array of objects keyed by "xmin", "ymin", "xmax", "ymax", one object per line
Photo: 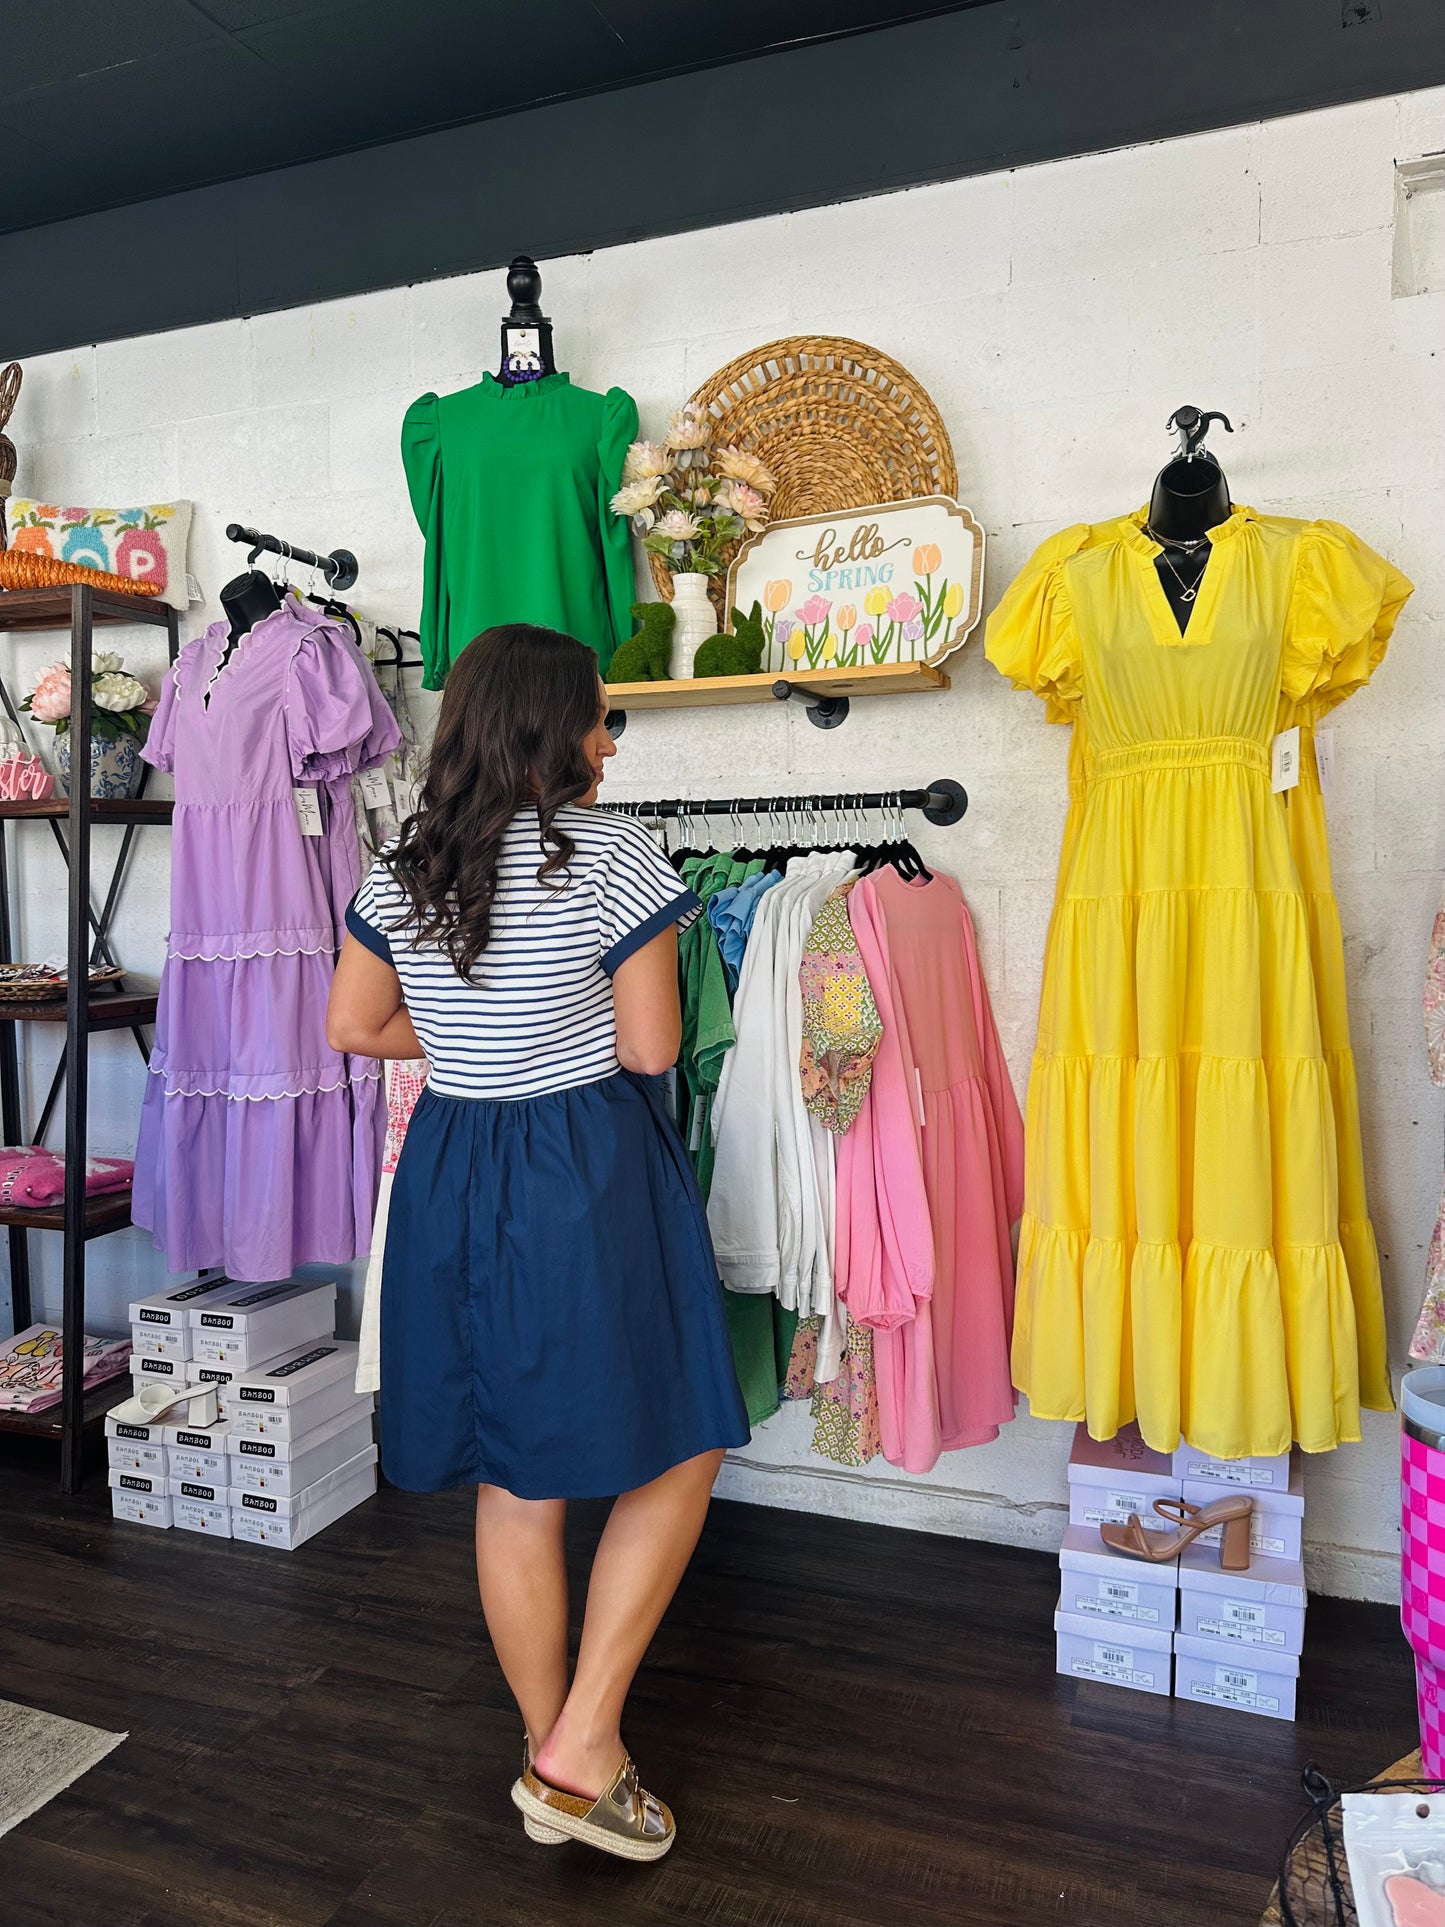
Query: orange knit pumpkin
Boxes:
[{"xmin": 0, "ymin": 551, "xmax": 161, "ymax": 597}]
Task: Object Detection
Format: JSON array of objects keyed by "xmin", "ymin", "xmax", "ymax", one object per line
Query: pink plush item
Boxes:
[{"xmin": 0, "ymin": 1147, "xmax": 133, "ymax": 1208}]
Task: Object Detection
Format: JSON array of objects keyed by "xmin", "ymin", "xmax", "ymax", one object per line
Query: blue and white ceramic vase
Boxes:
[{"xmin": 55, "ymin": 731, "xmax": 142, "ymax": 799}]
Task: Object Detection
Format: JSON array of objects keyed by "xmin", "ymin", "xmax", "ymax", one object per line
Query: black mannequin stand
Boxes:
[
  {"xmin": 497, "ymin": 255, "xmax": 557, "ymax": 386},
  {"xmin": 214, "ymin": 567, "xmax": 284, "ymax": 689},
  {"xmin": 1146, "ymin": 406, "xmax": 1234, "ymax": 632}
]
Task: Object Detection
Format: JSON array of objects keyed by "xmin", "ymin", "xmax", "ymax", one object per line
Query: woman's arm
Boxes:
[
  {"xmin": 612, "ymin": 924, "xmax": 682, "ymax": 1077},
  {"xmin": 327, "ymin": 933, "xmax": 424, "ymax": 1060}
]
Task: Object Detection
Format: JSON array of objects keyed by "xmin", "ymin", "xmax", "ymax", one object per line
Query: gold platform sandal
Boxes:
[
  {"xmin": 511, "ymin": 1754, "xmax": 676, "ymax": 1861},
  {"xmin": 1100, "ymin": 1493, "xmax": 1254, "ymax": 1571},
  {"xmin": 518, "ymin": 1735, "xmax": 569, "ymax": 1846}
]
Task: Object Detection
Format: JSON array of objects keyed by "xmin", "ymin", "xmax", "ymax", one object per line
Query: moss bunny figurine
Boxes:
[{"xmin": 607, "ymin": 599, "xmax": 675, "ymax": 683}]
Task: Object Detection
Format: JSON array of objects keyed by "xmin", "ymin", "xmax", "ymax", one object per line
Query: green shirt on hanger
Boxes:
[{"xmin": 401, "ymin": 372, "xmax": 638, "ymax": 686}]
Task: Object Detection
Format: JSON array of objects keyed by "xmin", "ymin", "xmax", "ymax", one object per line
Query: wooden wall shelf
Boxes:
[{"xmin": 604, "ymin": 659, "xmax": 950, "ymax": 732}]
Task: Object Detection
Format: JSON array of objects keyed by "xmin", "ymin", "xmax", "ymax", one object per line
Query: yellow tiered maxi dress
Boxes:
[{"xmin": 987, "ymin": 506, "xmax": 1410, "ymax": 1458}]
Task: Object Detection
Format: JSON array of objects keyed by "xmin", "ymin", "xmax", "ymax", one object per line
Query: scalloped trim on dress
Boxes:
[
  {"xmin": 165, "ymin": 939, "xmax": 339, "ymax": 962},
  {"xmin": 145, "ymin": 1063, "xmax": 382, "ymax": 1100}
]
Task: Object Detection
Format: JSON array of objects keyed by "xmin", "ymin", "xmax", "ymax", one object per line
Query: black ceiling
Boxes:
[{"xmin": 0, "ymin": 0, "xmax": 991, "ymax": 234}]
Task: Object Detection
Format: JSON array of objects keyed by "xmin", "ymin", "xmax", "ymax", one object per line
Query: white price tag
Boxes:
[
  {"xmin": 293, "ymin": 787, "xmax": 324, "ymax": 836},
  {"xmin": 359, "ymin": 767, "xmax": 391, "ymax": 810},
  {"xmin": 1271, "ymin": 726, "xmax": 1301, "ymax": 793},
  {"xmin": 914, "ymin": 1067, "xmax": 926, "ymax": 1129},
  {"xmin": 1314, "ymin": 727, "xmax": 1335, "ymax": 797},
  {"xmin": 392, "ymin": 777, "xmax": 421, "ymax": 817},
  {"xmin": 688, "ymin": 1095, "xmax": 707, "ymax": 1153}
]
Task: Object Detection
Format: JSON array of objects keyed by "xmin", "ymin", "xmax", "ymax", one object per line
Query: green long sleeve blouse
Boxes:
[{"xmin": 401, "ymin": 372, "xmax": 638, "ymax": 686}]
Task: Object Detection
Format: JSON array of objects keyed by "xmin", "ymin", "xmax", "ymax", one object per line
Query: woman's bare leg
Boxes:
[
  {"xmin": 474, "ymin": 1483, "xmax": 570, "ymax": 1759},
  {"xmin": 533, "ymin": 1448, "xmax": 724, "ymax": 1797}
]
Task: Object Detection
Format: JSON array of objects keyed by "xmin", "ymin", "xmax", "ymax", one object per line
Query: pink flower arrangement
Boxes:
[{"xmin": 27, "ymin": 664, "xmax": 71, "ymax": 724}]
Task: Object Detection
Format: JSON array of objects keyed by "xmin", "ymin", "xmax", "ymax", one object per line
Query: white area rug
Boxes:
[{"xmin": 0, "ymin": 1697, "xmax": 125, "ymax": 1837}]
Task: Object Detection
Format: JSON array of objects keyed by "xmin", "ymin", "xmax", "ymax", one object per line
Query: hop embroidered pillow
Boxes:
[{"xmin": 7, "ymin": 499, "xmax": 193, "ymax": 610}]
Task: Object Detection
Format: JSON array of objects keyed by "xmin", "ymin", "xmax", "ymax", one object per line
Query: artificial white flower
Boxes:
[
  {"xmin": 93, "ymin": 672, "xmax": 148, "ymax": 713},
  {"xmin": 92, "ymin": 650, "xmax": 124, "ymax": 675},
  {"xmin": 665, "ymin": 405, "xmax": 710, "ymax": 451},
  {"xmin": 653, "ymin": 509, "xmax": 700, "ymax": 541},
  {"xmin": 609, "ymin": 475, "xmax": 665, "ymax": 518},
  {"xmin": 714, "ymin": 445, "xmax": 777, "ymax": 493},
  {"xmin": 622, "ymin": 440, "xmax": 671, "ymax": 482}
]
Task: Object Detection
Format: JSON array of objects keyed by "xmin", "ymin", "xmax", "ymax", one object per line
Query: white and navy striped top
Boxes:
[{"xmin": 346, "ymin": 806, "xmax": 698, "ymax": 1100}]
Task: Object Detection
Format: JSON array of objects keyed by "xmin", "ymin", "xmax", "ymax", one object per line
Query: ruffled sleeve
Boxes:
[
  {"xmin": 1281, "ymin": 520, "xmax": 1413, "ymax": 720},
  {"xmin": 983, "ymin": 525, "xmax": 1089, "ymax": 723},
  {"xmin": 139, "ymin": 650, "xmax": 186, "ymax": 773},
  {"xmin": 401, "ymin": 392, "xmax": 451, "ymax": 691},
  {"xmin": 597, "ymin": 386, "xmax": 640, "ymax": 674},
  {"xmin": 284, "ymin": 626, "xmax": 401, "ymax": 785}
]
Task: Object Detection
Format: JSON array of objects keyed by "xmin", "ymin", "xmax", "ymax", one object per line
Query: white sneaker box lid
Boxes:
[
  {"xmin": 107, "ymin": 1436, "xmax": 168, "ymax": 1475},
  {"xmin": 232, "ymin": 1339, "xmax": 359, "ymax": 1410},
  {"xmin": 1057, "ymin": 1526, "xmax": 1179, "ymax": 1632},
  {"xmin": 228, "ymin": 1411, "xmax": 375, "ymax": 1494},
  {"xmin": 189, "ymin": 1285, "xmax": 336, "ymax": 1369},
  {"xmin": 1067, "ymin": 1422, "xmax": 1180, "ymax": 1501},
  {"xmin": 108, "ymin": 1465, "xmax": 167, "ymax": 1499},
  {"xmin": 229, "ymin": 1377, "xmax": 372, "ymax": 1443},
  {"xmin": 130, "ymin": 1322, "xmax": 191, "ymax": 1362},
  {"xmin": 231, "ymin": 1461, "xmax": 377, "ymax": 1551},
  {"xmin": 168, "ymin": 1472, "xmax": 228, "ymax": 1505},
  {"xmin": 1053, "ymin": 1603, "xmax": 1172, "ymax": 1695},
  {"xmin": 128, "ymin": 1278, "xmax": 235, "ymax": 1331},
  {"xmin": 112, "ymin": 1487, "xmax": 172, "ymax": 1528},
  {"xmin": 1173, "ymin": 1630, "xmax": 1299, "ymax": 1720},
  {"xmin": 173, "ymin": 1496, "xmax": 231, "ymax": 1537},
  {"xmin": 1171, "ymin": 1443, "xmax": 1293, "ymax": 1490},
  {"xmin": 231, "ymin": 1442, "xmax": 378, "ymax": 1521}
]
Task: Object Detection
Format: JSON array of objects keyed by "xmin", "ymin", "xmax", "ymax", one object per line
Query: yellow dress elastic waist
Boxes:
[{"xmin": 1091, "ymin": 736, "xmax": 1269, "ymax": 779}]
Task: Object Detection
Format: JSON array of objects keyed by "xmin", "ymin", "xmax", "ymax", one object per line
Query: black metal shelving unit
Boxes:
[{"xmin": 0, "ymin": 583, "xmax": 179, "ymax": 1490}]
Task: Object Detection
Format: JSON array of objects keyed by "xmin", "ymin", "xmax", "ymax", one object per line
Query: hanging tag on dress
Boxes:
[
  {"xmin": 358, "ymin": 767, "xmax": 391, "ymax": 811},
  {"xmin": 914, "ymin": 1067, "xmax": 927, "ymax": 1129},
  {"xmin": 1271, "ymin": 727, "xmax": 1301, "ymax": 794},
  {"xmin": 392, "ymin": 776, "xmax": 421, "ymax": 818},
  {"xmin": 293, "ymin": 786, "xmax": 324, "ymax": 836},
  {"xmin": 688, "ymin": 1095, "xmax": 707, "ymax": 1153},
  {"xmin": 1314, "ymin": 728, "xmax": 1336, "ymax": 798}
]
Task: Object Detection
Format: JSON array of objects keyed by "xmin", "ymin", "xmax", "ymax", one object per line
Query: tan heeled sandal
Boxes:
[
  {"xmin": 1099, "ymin": 1493, "xmax": 1254, "ymax": 1571},
  {"xmin": 511, "ymin": 1754, "xmax": 676, "ymax": 1862}
]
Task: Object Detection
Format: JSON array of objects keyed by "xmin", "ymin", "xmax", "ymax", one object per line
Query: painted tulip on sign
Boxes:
[{"xmin": 727, "ymin": 494, "xmax": 986, "ymax": 670}]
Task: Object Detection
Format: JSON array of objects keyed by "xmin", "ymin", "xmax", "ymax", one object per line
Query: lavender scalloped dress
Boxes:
[{"xmin": 133, "ymin": 597, "xmax": 400, "ymax": 1281}]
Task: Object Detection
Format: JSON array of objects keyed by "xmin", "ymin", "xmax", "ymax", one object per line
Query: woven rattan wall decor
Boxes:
[{"xmin": 645, "ymin": 336, "xmax": 957, "ymax": 612}]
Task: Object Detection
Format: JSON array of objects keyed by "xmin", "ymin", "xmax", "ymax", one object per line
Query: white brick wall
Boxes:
[{"xmin": 9, "ymin": 88, "xmax": 1445, "ymax": 1599}]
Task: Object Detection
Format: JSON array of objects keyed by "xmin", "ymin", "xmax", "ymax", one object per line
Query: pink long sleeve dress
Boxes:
[{"xmin": 836, "ymin": 868, "xmax": 1025, "ymax": 1472}]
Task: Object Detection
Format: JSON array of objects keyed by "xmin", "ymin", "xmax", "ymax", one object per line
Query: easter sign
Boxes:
[{"xmin": 725, "ymin": 495, "xmax": 985, "ymax": 674}]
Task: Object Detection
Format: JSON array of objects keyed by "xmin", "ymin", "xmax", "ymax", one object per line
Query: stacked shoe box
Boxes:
[
  {"xmin": 1170, "ymin": 1444, "xmax": 1306, "ymax": 1722},
  {"xmin": 111, "ymin": 1278, "xmax": 375, "ymax": 1544},
  {"xmin": 1054, "ymin": 1424, "xmax": 1181, "ymax": 1697}
]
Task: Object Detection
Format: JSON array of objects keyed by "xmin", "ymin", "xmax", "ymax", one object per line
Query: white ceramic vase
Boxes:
[{"xmin": 669, "ymin": 571, "xmax": 718, "ymax": 678}]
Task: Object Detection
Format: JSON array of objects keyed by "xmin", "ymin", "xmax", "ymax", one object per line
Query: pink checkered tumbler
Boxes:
[{"xmin": 1400, "ymin": 1367, "xmax": 1445, "ymax": 1775}]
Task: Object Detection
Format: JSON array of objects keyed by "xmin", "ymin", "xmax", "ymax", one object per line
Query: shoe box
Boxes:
[
  {"xmin": 127, "ymin": 1278, "xmax": 237, "ymax": 1364},
  {"xmin": 188, "ymin": 1279, "xmax": 337, "ymax": 1370},
  {"xmin": 1053, "ymin": 1608, "xmax": 1173, "ymax": 1697},
  {"xmin": 109, "ymin": 1464, "xmax": 172, "ymax": 1527},
  {"xmin": 1170, "ymin": 1442, "xmax": 1292, "ymax": 1492},
  {"xmin": 228, "ymin": 1407, "xmax": 376, "ymax": 1497},
  {"xmin": 227, "ymin": 1339, "xmax": 362, "ymax": 1436},
  {"xmin": 1066, "ymin": 1422, "xmax": 1181, "ymax": 1537},
  {"xmin": 1177, "ymin": 1543, "xmax": 1306, "ymax": 1656},
  {"xmin": 230, "ymin": 1446, "xmax": 379, "ymax": 1550},
  {"xmin": 1172, "ymin": 1633, "xmax": 1299, "ymax": 1721},
  {"xmin": 105, "ymin": 1411, "xmax": 169, "ymax": 1476},
  {"xmin": 164, "ymin": 1419, "xmax": 230, "ymax": 1485},
  {"xmin": 1181, "ymin": 1453, "xmax": 1304, "ymax": 1562},
  {"xmin": 1057, "ymin": 1524, "xmax": 1178, "ymax": 1633}
]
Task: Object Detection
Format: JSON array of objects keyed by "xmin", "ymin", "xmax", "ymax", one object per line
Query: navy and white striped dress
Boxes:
[{"xmin": 347, "ymin": 806, "xmax": 749, "ymax": 1498}]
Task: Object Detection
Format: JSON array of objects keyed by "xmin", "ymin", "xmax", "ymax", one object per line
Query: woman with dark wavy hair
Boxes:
[{"xmin": 328, "ymin": 623, "xmax": 748, "ymax": 1861}]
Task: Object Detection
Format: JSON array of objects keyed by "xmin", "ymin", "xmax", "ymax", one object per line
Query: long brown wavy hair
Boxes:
[{"xmin": 384, "ymin": 624, "xmax": 601, "ymax": 980}]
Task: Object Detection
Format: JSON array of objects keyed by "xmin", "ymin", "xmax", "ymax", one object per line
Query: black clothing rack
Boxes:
[
  {"xmin": 603, "ymin": 779, "xmax": 968, "ymax": 828},
  {"xmin": 225, "ymin": 522, "xmax": 359, "ymax": 592}
]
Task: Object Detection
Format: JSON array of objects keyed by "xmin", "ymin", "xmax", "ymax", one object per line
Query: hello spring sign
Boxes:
[{"xmin": 726, "ymin": 495, "xmax": 985, "ymax": 673}]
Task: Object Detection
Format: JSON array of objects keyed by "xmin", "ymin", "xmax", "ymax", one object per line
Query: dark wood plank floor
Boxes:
[{"xmin": 0, "ymin": 1438, "xmax": 1418, "ymax": 1927}]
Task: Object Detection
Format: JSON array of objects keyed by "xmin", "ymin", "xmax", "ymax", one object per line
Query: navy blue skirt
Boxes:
[{"xmin": 379, "ymin": 1069, "xmax": 750, "ymax": 1499}]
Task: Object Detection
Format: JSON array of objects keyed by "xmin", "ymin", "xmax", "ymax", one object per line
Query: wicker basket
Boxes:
[
  {"xmin": 646, "ymin": 335, "xmax": 957, "ymax": 619},
  {"xmin": 0, "ymin": 550, "xmax": 160, "ymax": 597},
  {"xmin": 0, "ymin": 966, "xmax": 126, "ymax": 1001}
]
